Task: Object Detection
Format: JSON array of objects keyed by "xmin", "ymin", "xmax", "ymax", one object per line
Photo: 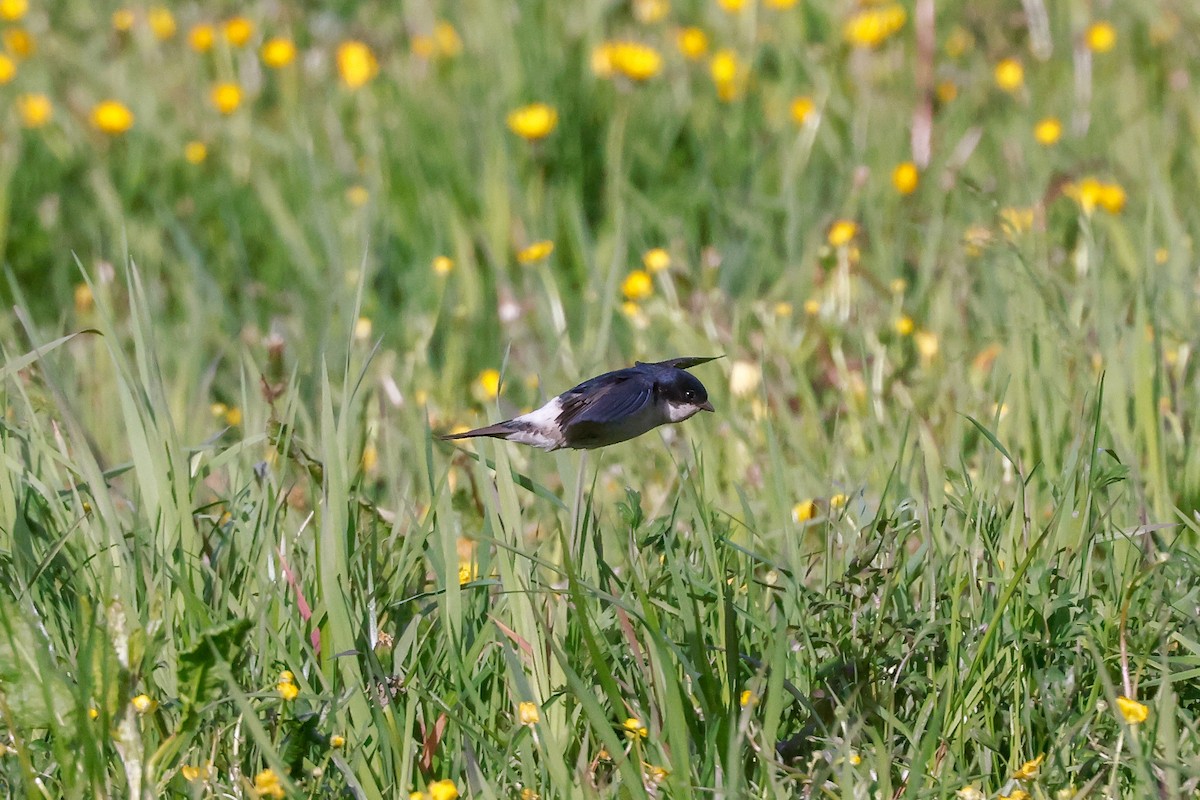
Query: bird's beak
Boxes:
[{"xmin": 699, "ymin": 400, "xmax": 715, "ymax": 413}]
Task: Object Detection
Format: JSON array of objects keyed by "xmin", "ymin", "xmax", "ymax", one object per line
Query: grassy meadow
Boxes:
[{"xmin": 3, "ymin": 0, "xmax": 1200, "ymax": 797}]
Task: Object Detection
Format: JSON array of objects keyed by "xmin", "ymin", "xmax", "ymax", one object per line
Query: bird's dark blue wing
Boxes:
[
  {"xmin": 556, "ymin": 370, "xmax": 654, "ymax": 428},
  {"xmin": 635, "ymin": 356, "xmax": 721, "ymax": 371}
]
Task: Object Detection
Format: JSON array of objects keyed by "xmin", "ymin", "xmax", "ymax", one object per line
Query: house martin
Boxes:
[{"xmin": 442, "ymin": 356, "xmax": 719, "ymax": 450}]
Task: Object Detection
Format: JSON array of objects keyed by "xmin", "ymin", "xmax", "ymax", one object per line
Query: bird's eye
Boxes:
[{"xmin": 683, "ymin": 390, "xmax": 695, "ymax": 401}]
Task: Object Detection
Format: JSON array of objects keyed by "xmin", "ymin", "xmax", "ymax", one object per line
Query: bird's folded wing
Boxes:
[{"xmin": 556, "ymin": 376, "xmax": 653, "ymax": 427}]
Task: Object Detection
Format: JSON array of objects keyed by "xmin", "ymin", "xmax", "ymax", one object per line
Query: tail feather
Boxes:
[{"xmin": 440, "ymin": 421, "xmax": 516, "ymax": 441}]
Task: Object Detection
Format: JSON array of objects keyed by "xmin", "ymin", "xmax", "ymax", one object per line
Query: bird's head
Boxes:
[{"xmin": 658, "ymin": 369, "xmax": 715, "ymax": 422}]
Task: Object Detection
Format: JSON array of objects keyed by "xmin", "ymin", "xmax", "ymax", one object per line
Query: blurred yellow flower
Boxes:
[
  {"xmin": 254, "ymin": 768, "xmax": 285, "ymax": 799},
  {"xmin": 225, "ymin": 407, "xmax": 242, "ymax": 426},
  {"xmin": 3, "ymin": 27, "xmax": 33, "ymax": 58},
  {"xmin": 1116, "ymin": 695, "xmax": 1149, "ymax": 724},
  {"xmin": 1034, "ymin": 116, "xmax": 1061, "ymax": 145},
  {"xmin": 429, "ymin": 780, "xmax": 459, "ymax": 800},
  {"xmin": 676, "ymin": 27, "xmax": 709, "ymax": 60},
  {"xmin": 411, "ymin": 34, "xmax": 436, "ymax": 59},
  {"xmin": 346, "ymin": 185, "xmax": 370, "ymax": 207},
  {"xmin": 148, "ymin": 7, "xmax": 175, "ymax": 40},
  {"xmin": 75, "ymin": 284, "xmax": 94, "ymax": 312},
  {"xmin": 936, "ymin": 80, "xmax": 958, "ymax": 103},
  {"xmin": 591, "ymin": 42, "xmax": 617, "ymax": 77},
  {"xmin": 91, "ymin": 100, "xmax": 134, "ymax": 135},
  {"xmin": 189, "ymin": 23, "xmax": 215, "ymax": 52},
  {"xmin": 955, "ymin": 787, "xmax": 985, "ymax": 800},
  {"xmin": 1155, "ymin": 247, "xmax": 1169, "ymax": 265},
  {"xmin": 16, "ymin": 93, "xmax": 50, "ymax": 128},
  {"xmin": 433, "ymin": 255, "xmax": 454, "ymax": 275},
  {"xmin": 223, "ymin": 16, "xmax": 254, "ymax": 47},
  {"xmin": 611, "ymin": 41, "xmax": 663, "ymax": 81},
  {"xmin": 180, "ymin": 763, "xmax": 213, "ymax": 782},
  {"xmin": 1086, "ymin": 21, "xmax": 1116, "ymax": 53},
  {"xmin": 994, "ymin": 58, "xmax": 1024, "ymax": 92},
  {"xmin": 739, "ymin": 690, "xmax": 757, "ymax": 706},
  {"xmin": 790, "ymin": 96, "xmax": 815, "ymax": 125},
  {"xmin": 765, "ymin": 0, "xmax": 798, "ymax": 8},
  {"xmin": 184, "ymin": 141, "xmax": 208, "ymax": 164},
  {"xmin": 892, "ymin": 161, "xmax": 919, "ymax": 195},
  {"xmin": 829, "ymin": 493, "xmax": 848, "ymax": 510},
  {"xmin": 276, "ymin": 670, "xmax": 299, "ymax": 701},
  {"xmin": 793, "ymin": 499, "xmax": 817, "ymax": 521},
  {"xmin": 457, "ymin": 561, "xmax": 477, "ymax": 584},
  {"xmin": 944, "ymin": 25, "xmax": 973, "ymax": 58},
  {"xmin": 633, "ymin": 0, "xmax": 670, "ymax": 24},
  {"xmin": 844, "ymin": 4, "xmax": 907, "ymax": 48},
  {"xmin": 517, "ymin": 240, "xmax": 554, "ymax": 263},
  {"xmin": 710, "ymin": 49, "xmax": 744, "ymax": 101},
  {"xmin": 0, "ymin": 0, "xmax": 26, "ymax": 21},
  {"xmin": 774, "ymin": 301, "xmax": 793, "ymax": 316},
  {"xmin": 915, "ymin": 330, "xmax": 939, "ymax": 362},
  {"xmin": 210, "ymin": 83, "xmax": 242, "ymax": 115},
  {"xmin": 894, "ymin": 315, "xmax": 914, "ymax": 336},
  {"xmin": 999, "ymin": 791, "xmax": 1029, "ymax": 800},
  {"xmin": 623, "ymin": 717, "xmax": 649, "ymax": 739},
  {"xmin": 643, "ymin": 248, "xmax": 670, "ymax": 272},
  {"xmin": 1012, "ymin": 753, "xmax": 1044, "ymax": 780},
  {"xmin": 827, "ymin": 219, "xmax": 857, "ymax": 247},
  {"xmin": 338, "ymin": 40, "xmax": 379, "ymax": 88},
  {"xmin": 717, "ymin": 0, "xmax": 746, "ymax": 12},
  {"xmin": 112, "ymin": 8, "xmax": 135, "ymax": 32},
  {"xmin": 0, "ymin": 53, "xmax": 14, "ymax": 83},
  {"xmin": 330, "ymin": 734, "xmax": 346, "ymax": 748},
  {"xmin": 434, "ymin": 21, "xmax": 463, "ymax": 57},
  {"xmin": 477, "ymin": 369, "xmax": 501, "ymax": 400},
  {"xmin": 1066, "ymin": 177, "xmax": 1125, "ymax": 215},
  {"xmin": 131, "ymin": 694, "xmax": 156, "ymax": 714},
  {"xmin": 261, "ymin": 37, "xmax": 297, "ymax": 68},
  {"xmin": 622, "ymin": 269, "xmax": 654, "ymax": 301},
  {"xmin": 507, "ymin": 102, "xmax": 558, "ymax": 140},
  {"xmin": 354, "ymin": 316, "xmax": 373, "ymax": 340},
  {"xmin": 729, "ymin": 360, "xmax": 761, "ymax": 397},
  {"xmin": 518, "ymin": 701, "xmax": 540, "ymax": 725}
]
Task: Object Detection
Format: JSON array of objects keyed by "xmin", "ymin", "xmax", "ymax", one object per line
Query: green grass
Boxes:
[{"xmin": 2, "ymin": 1, "xmax": 1200, "ymax": 798}]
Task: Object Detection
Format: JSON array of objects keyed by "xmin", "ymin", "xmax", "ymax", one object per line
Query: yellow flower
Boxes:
[
  {"xmin": 1034, "ymin": 116, "xmax": 1062, "ymax": 145},
  {"xmin": 1097, "ymin": 183, "xmax": 1126, "ymax": 214},
  {"xmin": 677, "ymin": 27, "xmax": 708, "ymax": 60},
  {"xmin": 892, "ymin": 161, "xmax": 919, "ymax": 195},
  {"xmin": 148, "ymin": 7, "xmax": 175, "ymax": 40},
  {"xmin": 827, "ymin": 219, "xmax": 857, "ymax": 247},
  {"xmin": 0, "ymin": 0, "xmax": 26, "ymax": 21},
  {"xmin": 803, "ymin": 298, "xmax": 821, "ymax": 316},
  {"xmin": 729, "ymin": 360, "xmax": 761, "ymax": 397},
  {"xmin": 893, "ymin": 315, "xmax": 914, "ymax": 336},
  {"xmin": 1116, "ymin": 695, "xmax": 1149, "ymax": 724},
  {"xmin": 276, "ymin": 670, "xmax": 299, "ymax": 701},
  {"xmin": 261, "ymin": 37, "xmax": 296, "ymax": 68},
  {"xmin": 890, "ymin": 278, "xmax": 907, "ymax": 294},
  {"xmin": 955, "ymin": 785, "xmax": 985, "ymax": 800},
  {"xmin": 189, "ymin": 23, "xmax": 215, "ymax": 52},
  {"xmin": 3, "ymin": 27, "xmax": 33, "ymax": 58},
  {"xmin": 829, "ymin": 493, "xmax": 848, "ymax": 510},
  {"xmin": 410, "ymin": 793, "xmax": 427, "ymax": 800},
  {"xmin": 518, "ymin": 701, "xmax": 540, "ymax": 725},
  {"xmin": 434, "ymin": 21, "xmax": 463, "ymax": 58},
  {"xmin": 477, "ymin": 369, "xmax": 501, "ymax": 400},
  {"xmin": 717, "ymin": 0, "xmax": 746, "ymax": 12},
  {"xmin": 112, "ymin": 8, "xmax": 135, "ymax": 31},
  {"xmin": 210, "ymin": 82, "xmax": 242, "ymax": 115},
  {"xmin": 944, "ymin": 25, "xmax": 972, "ymax": 58},
  {"xmin": 1066, "ymin": 177, "xmax": 1125, "ymax": 215},
  {"xmin": 793, "ymin": 500, "xmax": 817, "ymax": 522},
  {"xmin": 936, "ymin": 80, "xmax": 958, "ymax": 103},
  {"xmin": 131, "ymin": 694, "xmax": 156, "ymax": 714},
  {"xmin": 710, "ymin": 49, "xmax": 744, "ymax": 101},
  {"xmin": 225, "ymin": 407, "xmax": 243, "ymax": 426},
  {"xmin": 330, "ymin": 734, "xmax": 346, "ymax": 748},
  {"xmin": 507, "ymin": 103, "xmax": 558, "ymax": 141},
  {"xmin": 739, "ymin": 690, "xmax": 756, "ymax": 706},
  {"xmin": 457, "ymin": 561, "xmax": 477, "ymax": 584},
  {"xmin": 611, "ymin": 41, "xmax": 663, "ymax": 81},
  {"xmin": 184, "ymin": 141, "xmax": 208, "ymax": 164},
  {"xmin": 994, "ymin": 58, "xmax": 1024, "ymax": 92},
  {"xmin": 253, "ymin": 768, "xmax": 285, "ymax": 799},
  {"xmin": 1086, "ymin": 21, "xmax": 1116, "ymax": 53},
  {"xmin": 91, "ymin": 100, "xmax": 135, "ymax": 135},
  {"xmin": 1000, "ymin": 791, "xmax": 1029, "ymax": 800},
  {"xmin": 180, "ymin": 763, "xmax": 213, "ymax": 782},
  {"xmin": 428, "ymin": 780, "xmax": 459, "ymax": 800},
  {"xmin": 765, "ymin": 0, "xmax": 798, "ymax": 8},
  {"xmin": 1154, "ymin": 247, "xmax": 1169, "ymax": 265},
  {"xmin": 591, "ymin": 42, "xmax": 617, "ymax": 77},
  {"xmin": 774, "ymin": 301, "xmax": 793, "ymax": 316},
  {"xmin": 621, "ymin": 270, "xmax": 654, "ymax": 301},
  {"xmin": 643, "ymin": 248, "xmax": 671, "ymax": 272},
  {"xmin": 1012, "ymin": 753, "xmax": 1044, "ymax": 780},
  {"xmin": 0, "ymin": 53, "xmax": 14, "ymax": 83},
  {"xmin": 88, "ymin": 705, "xmax": 99, "ymax": 719},
  {"xmin": 999, "ymin": 207, "xmax": 1034, "ymax": 238},
  {"xmin": 337, "ymin": 40, "xmax": 379, "ymax": 88},
  {"xmin": 433, "ymin": 256, "xmax": 454, "ymax": 275},
  {"xmin": 517, "ymin": 240, "xmax": 554, "ymax": 263},
  {"xmin": 623, "ymin": 717, "xmax": 648, "ymax": 739},
  {"xmin": 16, "ymin": 93, "xmax": 51, "ymax": 128},
  {"xmin": 223, "ymin": 16, "xmax": 254, "ymax": 47},
  {"xmin": 843, "ymin": 4, "xmax": 907, "ymax": 48},
  {"xmin": 346, "ymin": 185, "xmax": 370, "ymax": 207},
  {"xmin": 633, "ymin": 0, "xmax": 670, "ymax": 24},
  {"xmin": 790, "ymin": 96, "xmax": 815, "ymax": 125},
  {"xmin": 914, "ymin": 330, "xmax": 939, "ymax": 362}
]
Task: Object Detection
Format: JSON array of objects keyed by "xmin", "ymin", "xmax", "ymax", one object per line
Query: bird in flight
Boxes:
[{"xmin": 442, "ymin": 357, "xmax": 719, "ymax": 451}]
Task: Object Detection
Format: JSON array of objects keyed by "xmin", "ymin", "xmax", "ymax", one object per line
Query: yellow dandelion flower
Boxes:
[
  {"xmin": 148, "ymin": 7, "xmax": 175, "ymax": 40},
  {"xmin": 611, "ymin": 41, "xmax": 663, "ymax": 81},
  {"xmin": 434, "ymin": 21, "xmax": 463, "ymax": 58},
  {"xmin": 994, "ymin": 58, "xmax": 1024, "ymax": 92},
  {"xmin": 0, "ymin": 0, "xmax": 27, "ymax": 22},
  {"xmin": 803, "ymin": 298, "xmax": 820, "ymax": 316},
  {"xmin": 517, "ymin": 240, "xmax": 554, "ymax": 263},
  {"xmin": 0, "ymin": 53, "xmax": 15, "ymax": 83},
  {"xmin": 643, "ymin": 247, "xmax": 671, "ymax": 272},
  {"xmin": 112, "ymin": 9, "xmax": 135, "ymax": 32},
  {"xmin": 1086, "ymin": 21, "xmax": 1116, "ymax": 53},
  {"xmin": 1116, "ymin": 695, "xmax": 1149, "ymax": 724},
  {"xmin": 276, "ymin": 672, "xmax": 299, "ymax": 701},
  {"xmin": 1000, "ymin": 791, "xmax": 1029, "ymax": 800},
  {"xmin": 1098, "ymin": 182, "xmax": 1126, "ymax": 214},
  {"xmin": 337, "ymin": 40, "xmax": 379, "ymax": 88},
  {"xmin": 955, "ymin": 787, "xmax": 985, "ymax": 800},
  {"xmin": 914, "ymin": 330, "xmax": 939, "ymax": 362},
  {"xmin": 477, "ymin": 369, "xmax": 501, "ymax": 400},
  {"xmin": 774, "ymin": 301, "xmax": 793, "ymax": 316},
  {"xmin": 433, "ymin": 255, "xmax": 454, "ymax": 275},
  {"xmin": 189, "ymin": 23, "xmax": 215, "ymax": 52},
  {"xmin": 633, "ymin": 0, "xmax": 670, "ymax": 24},
  {"xmin": 429, "ymin": 780, "xmax": 459, "ymax": 800},
  {"xmin": 330, "ymin": 734, "xmax": 346, "ymax": 748},
  {"xmin": 261, "ymin": 37, "xmax": 297, "ymax": 68},
  {"xmin": 457, "ymin": 561, "xmax": 477, "ymax": 584},
  {"xmin": 1012, "ymin": 753, "xmax": 1044, "ymax": 780},
  {"xmin": 1066, "ymin": 177, "xmax": 1125, "ymax": 215},
  {"xmin": 894, "ymin": 315, "xmax": 915, "ymax": 336},
  {"xmin": 999, "ymin": 207, "xmax": 1034, "ymax": 237},
  {"xmin": 354, "ymin": 317, "xmax": 373, "ymax": 341},
  {"xmin": 518, "ymin": 701, "xmax": 540, "ymax": 725},
  {"xmin": 225, "ymin": 407, "xmax": 242, "ymax": 426},
  {"xmin": 1034, "ymin": 116, "xmax": 1061, "ymax": 145},
  {"xmin": 223, "ymin": 16, "xmax": 254, "ymax": 47},
  {"xmin": 892, "ymin": 161, "xmax": 919, "ymax": 195},
  {"xmin": 88, "ymin": 705, "xmax": 99, "ymax": 719},
  {"xmin": 739, "ymin": 690, "xmax": 757, "ymax": 706},
  {"xmin": 184, "ymin": 140, "xmax": 208, "ymax": 164},
  {"xmin": 3, "ymin": 27, "xmax": 34, "ymax": 58},
  {"xmin": 591, "ymin": 41, "xmax": 617, "ymax": 77},
  {"xmin": 91, "ymin": 100, "xmax": 135, "ymax": 135},
  {"xmin": 843, "ymin": 4, "xmax": 907, "ymax": 48},
  {"xmin": 131, "ymin": 694, "xmax": 156, "ymax": 714},
  {"xmin": 710, "ymin": 49, "xmax": 744, "ymax": 101},
  {"xmin": 346, "ymin": 185, "xmax": 370, "ymax": 207},
  {"xmin": 253, "ymin": 768, "xmax": 286, "ymax": 799},
  {"xmin": 827, "ymin": 219, "xmax": 857, "ymax": 247},
  {"xmin": 729, "ymin": 360, "xmax": 762, "ymax": 397},
  {"xmin": 1154, "ymin": 247, "xmax": 1169, "ymax": 265},
  {"xmin": 621, "ymin": 269, "xmax": 654, "ymax": 301},
  {"xmin": 793, "ymin": 500, "xmax": 817, "ymax": 521},
  {"xmin": 944, "ymin": 25, "xmax": 972, "ymax": 58},
  {"xmin": 677, "ymin": 26, "xmax": 708, "ymax": 60},
  {"xmin": 717, "ymin": 0, "xmax": 746, "ymax": 12},
  {"xmin": 890, "ymin": 277, "xmax": 907, "ymax": 294},
  {"xmin": 210, "ymin": 82, "xmax": 242, "ymax": 115},
  {"xmin": 623, "ymin": 717, "xmax": 649, "ymax": 739},
  {"xmin": 180, "ymin": 763, "xmax": 212, "ymax": 782},
  {"xmin": 16, "ymin": 93, "xmax": 51, "ymax": 128},
  {"xmin": 790, "ymin": 96, "xmax": 815, "ymax": 125},
  {"xmin": 936, "ymin": 80, "xmax": 958, "ymax": 103},
  {"xmin": 410, "ymin": 793, "xmax": 427, "ymax": 800},
  {"xmin": 829, "ymin": 493, "xmax": 848, "ymax": 510},
  {"xmin": 507, "ymin": 102, "xmax": 558, "ymax": 141}
]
